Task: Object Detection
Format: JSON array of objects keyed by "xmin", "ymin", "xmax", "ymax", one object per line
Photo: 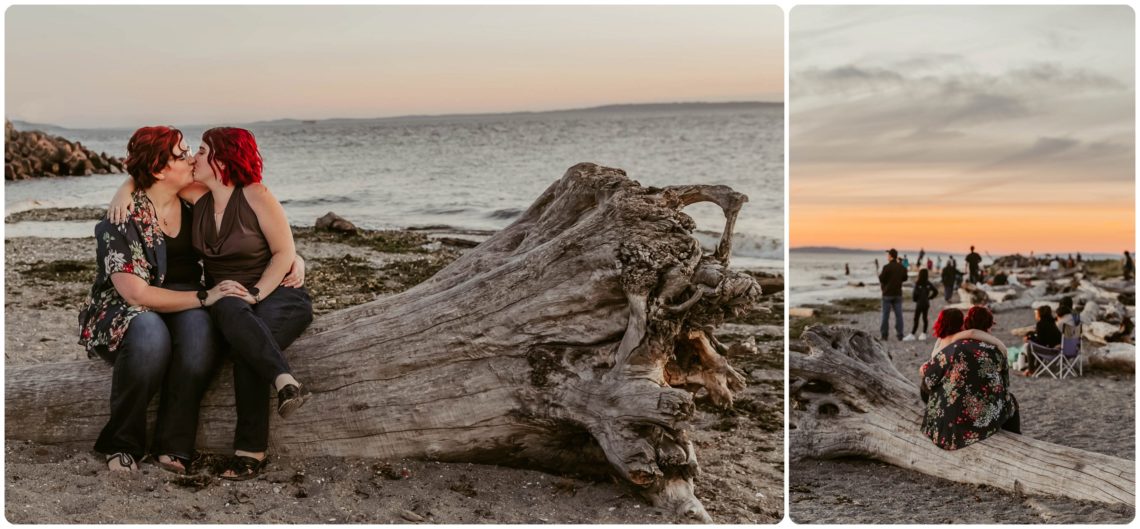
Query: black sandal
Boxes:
[
  {"xmin": 219, "ymin": 455, "xmax": 268, "ymax": 481},
  {"xmin": 106, "ymin": 452, "xmax": 137, "ymax": 472}
]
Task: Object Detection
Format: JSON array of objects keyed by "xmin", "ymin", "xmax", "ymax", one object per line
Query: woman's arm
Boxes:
[
  {"xmin": 244, "ymin": 184, "xmax": 295, "ymax": 302},
  {"xmin": 111, "ymin": 274, "xmax": 242, "ymax": 311},
  {"xmin": 281, "ymin": 254, "xmax": 305, "ymax": 288},
  {"xmin": 107, "ymin": 179, "xmax": 209, "ymax": 224},
  {"xmin": 948, "ymin": 328, "xmax": 1008, "ymax": 355}
]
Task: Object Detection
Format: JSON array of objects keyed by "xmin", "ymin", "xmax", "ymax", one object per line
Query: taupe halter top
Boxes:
[{"xmin": 192, "ymin": 187, "xmax": 271, "ymax": 288}]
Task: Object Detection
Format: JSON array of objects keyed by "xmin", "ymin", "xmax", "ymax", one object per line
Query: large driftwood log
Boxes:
[
  {"xmin": 790, "ymin": 325, "xmax": 1134, "ymax": 506},
  {"xmin": 7, "ymin": 163, "xmax": 763, "ymax": 521}
]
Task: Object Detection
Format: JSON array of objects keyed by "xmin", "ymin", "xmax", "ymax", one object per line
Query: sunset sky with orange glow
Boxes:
[
  {"xmin": 6, "ymin": 5, "xmax": 783, "ymax": 128},
  {"xmin": 790, "ymin": 6, "xmax": 1134, "ymax": 255}
]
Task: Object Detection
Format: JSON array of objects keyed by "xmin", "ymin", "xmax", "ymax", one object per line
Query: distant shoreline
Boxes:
[{"xmin": 9, "ymin": 101, "xmax": 782, "ymax": 133}]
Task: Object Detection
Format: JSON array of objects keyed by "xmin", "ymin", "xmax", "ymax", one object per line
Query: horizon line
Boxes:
[
  {"xmin": 790, "ymin": 245, "xmax": 1129, "ymax": 257},
  {"xmin": 8, "ymin": 99, "xmax": 785, "ymax": 132}
]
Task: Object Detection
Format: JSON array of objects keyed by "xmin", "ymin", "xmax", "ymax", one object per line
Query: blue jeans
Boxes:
[
  {"xmin": 880, "ymin": 296, "xmax": 904, "ymax": 340},
  {"xmin": 94, "ymin": 296, "xmax": 221, "ymax": 461},
  {"xmin": 211, "ymin": 287, "xmax": 313, "ymax": 452}
]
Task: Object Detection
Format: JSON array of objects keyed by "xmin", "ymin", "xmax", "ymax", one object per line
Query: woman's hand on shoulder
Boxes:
[{"xmin": 108, "ymin": 189, "xmax": 134, "ymax": 224}]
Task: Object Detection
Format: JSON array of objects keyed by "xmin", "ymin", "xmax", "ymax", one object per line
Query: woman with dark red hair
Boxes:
[
  {"xmin": 80, "ymin": 126, "xmax": 244, "ymax": 473},
  {"xmin": 926, "ymin": 307, "xmax": 1007, "ymax": 359},
  {"xmin": 187, "ymin": 127, "xmax": 314, "ymax": 480},
  {"xmin": 919, "ymin": 306, "xmax": 1020, "ymax": 450}
]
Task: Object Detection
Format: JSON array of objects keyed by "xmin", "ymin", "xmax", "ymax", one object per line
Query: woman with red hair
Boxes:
[
  {"xmin": 926, "ymin": 307, "xmax": 1007, "ymax": 359},
  {"xmin": 107, "ymin": 127, "xmax": 311, "ymax": 480},
  {"xmin": 919, "ymin": 306, "xmax": 1020, "ymax": 450},
  {"xmin": 81, "ymin": 126, "xmax": 244, "ymax": 473},
  {"xmin": 185, "ymin": 127, "xmax": 314, "ymax": 480}
]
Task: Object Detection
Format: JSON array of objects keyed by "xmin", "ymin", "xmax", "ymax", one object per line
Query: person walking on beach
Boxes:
[
  {"xmin": 1124, "ymin": 251, "xmax": 1134, "ymax": 281},
  {"xmin": 902, "ymin": 254, "xmax": 910, "ymax": 270},
  {"xmin": 917, "ymin": 248, "xmax": 926, "ymax": 269},
  {"xmin": 845, "ymin": 263, "xmax": 850, "ymax": 276},
  {"xmin": 875, "ymin": 258, "xmax": 880, "ymax": 272},
  {"xmin": 879, "ymin": 248, "xmax": 907, "ymax": 341},
  {"xmin": 905, "ymin": 268, "xmax": 939, "ymax": 341},
  {"xmin": 926, "ymin": 258, "xmax": 933, "ymax": 271},
  {"xmin": 965, "ymin": 246, "xmax": 982, "ymax": 284},
  {"xmin": 940, "ymin": 260, "xmax": 957, "ymax": 302}
]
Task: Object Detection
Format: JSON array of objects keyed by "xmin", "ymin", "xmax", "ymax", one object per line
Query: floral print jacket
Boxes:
[
  {"xmin": 78, "ymin": 190, "xmax": 168, "ymax": 358},
  {"xmin": 919, "ymin": 338, "xmax": 1019, "ymax": 450}
]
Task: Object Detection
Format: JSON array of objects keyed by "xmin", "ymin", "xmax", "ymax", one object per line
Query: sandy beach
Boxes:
[
  {"xmin": 789, "ymin": 290, "xmax": 1135, "ymax": 524},
  {"xmin": 4, "ymin": 216, "xmax": 784, "ymax": 524}
]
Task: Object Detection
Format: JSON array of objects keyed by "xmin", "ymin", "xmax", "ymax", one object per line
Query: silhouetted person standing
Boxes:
[
  {"xmin": 965, "ymin": 246, "xmax": 982, "ymax": 284},
  {"xmin": 940, "ymin": 260, "xmax": 957, "ymax": 302},
  {"xmin": 879, "ymin": 248, "xmax": 907, "ymax": 341},
  {"xmin": 1125, "ymin": 251, "xmax": 1134, "ymax": 281}
]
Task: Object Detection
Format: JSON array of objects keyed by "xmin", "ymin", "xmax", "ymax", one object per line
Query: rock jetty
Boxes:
[{"xmin": 5, "ymin": 120, "xmax": 124, "ymax": 180}]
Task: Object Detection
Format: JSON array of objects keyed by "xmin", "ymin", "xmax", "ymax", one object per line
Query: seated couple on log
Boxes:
[
  {"xmin": 77, "ymin": 126, "xmax": 313, "ymax": 478},
  {"xmin": 919, "ymin": 306, "xmax": 1020, "ymax": 450}
]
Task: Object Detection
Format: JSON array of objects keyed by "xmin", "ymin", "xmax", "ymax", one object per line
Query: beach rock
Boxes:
[
  {"xmin": 315, "ymin": 212, "xmax": 358, "ymax": 234},
  {"xmin": 5, "ymin": 121, "xmax": 123, "ymax": 180}
]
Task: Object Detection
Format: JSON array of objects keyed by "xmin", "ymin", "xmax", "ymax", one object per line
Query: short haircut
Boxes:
[{"xmin": 124, "ymin": 126, "xmax": 182, "ymax": 189}]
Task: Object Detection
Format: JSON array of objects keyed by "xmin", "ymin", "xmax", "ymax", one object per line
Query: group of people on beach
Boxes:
[
  {"xmin": 77, "ymin": 126, "xmax": 312, "ymax": 478},
  {"xmin": 874, "ymin": 246, "xmax": 1023, "ymax": 450},
  {"xmin": 877, "ymin": 246, "xmax": 983, "ymax": 342}
]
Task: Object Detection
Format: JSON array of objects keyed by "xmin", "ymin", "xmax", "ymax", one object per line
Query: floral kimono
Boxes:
[
  {"xmin": 919, "ymin": 338, "xmax": 1019, "ymax": 450},
  {"xmin": 78, "ymin": 190, "xmax": 167, "ymax": 358}
]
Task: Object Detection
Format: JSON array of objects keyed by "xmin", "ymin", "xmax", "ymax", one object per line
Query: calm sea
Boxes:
[
  {"xmin": 790, "ymin": 249, "xmax": 994, "ymax": 306},
  {"xmin": 6, "ymin": 104, "xmax": 783, "ymax": 269}
]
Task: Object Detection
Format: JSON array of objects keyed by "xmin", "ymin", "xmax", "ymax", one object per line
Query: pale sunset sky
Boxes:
[
  {"xmin": 791, "ymin": 6, "xmax": 1135, "ymax": 255},
  {"xmin": 6, "ymin": 5, "xmax": 783, "ymax": 128}
]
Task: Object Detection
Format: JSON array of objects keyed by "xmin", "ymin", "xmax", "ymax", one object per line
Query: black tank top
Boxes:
[{"xmin": 163, "ymin": 200, "xmax": 202, "ymax": 285}]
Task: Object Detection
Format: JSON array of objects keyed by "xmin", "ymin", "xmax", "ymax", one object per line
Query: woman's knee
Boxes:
[
  {"xmin": 120, "ymin": 312, "xmax": 173, "ymax": 376},
  {"xmin": 211, "ymin": 296, "xmax": 252, "ymax": 321}
]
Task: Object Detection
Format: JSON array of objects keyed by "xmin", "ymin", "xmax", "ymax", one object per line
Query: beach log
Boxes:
[
  {"xmin": 790, "ymin": 325, "xmax": 1134, "ymax": 506},
  {"xmin": 6, "ymin": 163, "xmax": 764, "ymax": 522}
]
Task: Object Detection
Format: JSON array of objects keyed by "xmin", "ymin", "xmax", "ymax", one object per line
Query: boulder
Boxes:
[
  {"xmin": 315, "ymin": 211, "xmax": 358, "ymax": 234},
  {"xmin": 4, "ymin": 120, "xmax": 123, "ymax": 180}
]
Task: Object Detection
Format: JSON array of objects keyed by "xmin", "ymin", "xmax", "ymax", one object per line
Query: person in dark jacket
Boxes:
[
  {"xmin": 940, "ymin": 261, "xmax": 957, "ymax": 302},
  {"xmin": 905, "ymin": 268, "xmax": 939, "ymax": 341},
  {"xmin": 965, "ymin": 245, "xmax": 982, "ymax": 284},
  {"xmin": 879, "ymin": 248, "xmax": 908, "ymax": 341},
  {"xmin": 1026, "ymin": 305, "xmax": 1062, "ymax": 348}
]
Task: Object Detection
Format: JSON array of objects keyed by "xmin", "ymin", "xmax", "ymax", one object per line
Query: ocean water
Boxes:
[
  {"xmin": 790, "ymin": 249, "xmax": 999, "ymax": 306},
  {"xmin": 5, "ymin": 105, "xmax": 783, "ymax": 269}
]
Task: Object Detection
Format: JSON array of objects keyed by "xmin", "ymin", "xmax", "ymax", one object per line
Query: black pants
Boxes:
[
  {"xmin": 94, "ymin": 288, "xmax": 221, "ymax": 461},
  {"xmin": 911, "ymin": 303, "xmax": 930, "ymax": 334},
  {"xmin": 211, "ymin": 287, "xmax": 313, "ymax": 452},
  {"xmin": 1002, "ymin": 408, "xmax": 1021, "ymax": 435}
]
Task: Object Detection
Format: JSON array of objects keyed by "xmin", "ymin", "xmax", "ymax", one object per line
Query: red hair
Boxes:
[
  {"xmin": 202, "ymin": 127, "xmax": 263, "ymax": 187},
  {"xmin": 933, "ymin": 308, "xmax": 964, "ymax": 338},
  {"xmin": 125, "ymin": 126, "xmax": 182, "ymax": 189},
  {"xmin": 964, "ymin": 306, "xmax": 994, "ymax": 331}
]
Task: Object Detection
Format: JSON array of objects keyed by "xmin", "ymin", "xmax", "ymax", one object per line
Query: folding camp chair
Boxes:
[
  {"xmin": 1058, "ymin": 319, "xmax": 1083, "ymax": 378},
  {"xmin": 1026, "ymin": 340, "xmax": 1064, "ymax": 379}
]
